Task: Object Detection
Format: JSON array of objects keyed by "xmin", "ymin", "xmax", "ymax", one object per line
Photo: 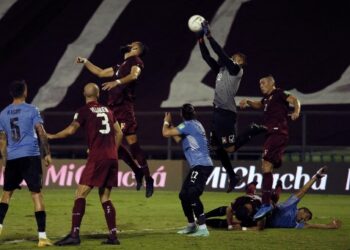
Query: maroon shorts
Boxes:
[
  {"xmin": 262, "ymin": 133, "xmax": 288, "ymax": 169},
  {"xmin": 79, "ymin": 159, "xmax": 118, "ymax": 187},
  {"xmin": 111, "ymin": 104, "xmax": 137, "ymax": 135}
]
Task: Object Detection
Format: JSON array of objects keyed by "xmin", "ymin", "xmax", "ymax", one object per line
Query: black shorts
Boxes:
[
  {"xmin": 180, "ymin": 165, "xmax": 214, "ymax": 199},
  {"xmin": 4, "ymin": 156, "xmax": 43, "ymax": 193},
  {"xmin": 210, "ymin": 108, "xmax": 237, "ymax": 149}
]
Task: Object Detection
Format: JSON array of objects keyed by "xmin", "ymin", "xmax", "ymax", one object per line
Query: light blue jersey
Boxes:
[
  {"xmin": 176, "ymin": 120, "xmax": 213, "ymax": 168},
  {"xmin": 0, "ymin": 103, "xmax": 43, "ymax": 160},
  {"xmin": 268, "ymin": 195, "xmax": 305, "ymax": 229}
]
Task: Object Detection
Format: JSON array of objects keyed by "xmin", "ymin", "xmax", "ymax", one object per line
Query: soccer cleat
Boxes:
[
  {"xmin": 312, "ymin": 166, "xmax": 327, "ymax": 179},
  {"xmin": 253, "ymin": 204, "xmax": 273, "ymax": 221},
  {"xmin": 188, "ymin": 228, "xmax": 209, "ymax": 237},
  {"xmin": 54, "ymin": 234, "xmax": 81, "ymax": 246},
  {"xmin": 226, "ymin": 174, "xmax": 242, "ymax": 193},
  {"xmin": 101, "ymin": 237, "xmax": 121, "ymax": 245},
  {"xmin": 145, "ymin": 177, "xmax": 154, "ymax": 198},
  {"xmin": 38, "ymin": 238, "xmax": 53, "ymax": 247},
  {"xmin": 135, "ymin": 171, "xmax": 144, "ymax": 191},
  {"xmin": 177, "ymin": 225, "xmax": 197, "ymax": 234}
]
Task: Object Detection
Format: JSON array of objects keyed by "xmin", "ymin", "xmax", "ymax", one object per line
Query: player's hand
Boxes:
[
  {"xmin": 102, "ymin": 81, "xmax": 120, "ymax": 91},
  {"xmin": 164, "ymin": 112, "xmax": 172, "ymax": 124},
  {"xmin": 76, "ymin": 56, "xmax": 87, "ymax": 64},
  {"xmin": 46, "ymin": 133, "xmax": 54, "ymax": 140},
  {"xmin": 44, "ymin": 154, "xmax": 52, "ymax": 167},
  {"xmin": 289, "ymin": 112, "xmax": 300, "ymax": 121},
  {"xmin": 329, "ymin": 219, "xmax": 342, "ymax": 229},
  {"xmin": 201, "ymin": 20, "xmax": 211, "ymax": 37},
  {"xmin": 239, "ymin": 99, "xmax": 249, "ymax": 109},
  {"xmin": 312, "ymin": 166, "xmax": 327, "ymax": 179}
]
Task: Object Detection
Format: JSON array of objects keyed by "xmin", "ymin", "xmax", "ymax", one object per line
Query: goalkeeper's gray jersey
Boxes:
[{"xmin": 213, "ymin": 66, "xmax": 243, "ymax": 113}]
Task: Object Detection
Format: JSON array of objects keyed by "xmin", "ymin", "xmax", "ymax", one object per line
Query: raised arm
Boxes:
[
  {"xmin": 162, "ymin": 112, "xmax": 182, "ymax": 143},
  {"xmin": 0, "ymin": 131, "xmax": 7, "ymax": 165},
  {"xmin": 47, "ymin": 121, "xmax": 80, "ymax": 140},
  {"xmin": 102, "ymin": 65, "xmax": 141, "ymax": 91},
  {"xmin": 286, "ymin": 94, "xmax": 301, "ymax": 121},
  {"xmin": 35, "ymin": 124, "xmax": 52, "ymax": 167},
  {"xmin": 198, "ymin": 38, "xmax": 220, "ymax": 74},
  {"xmin": 76, "ymin": 57, "xmax": 114, "ymax": 78},
  {"xmin": 295, "ymin": 166, "xmax": 327, "ymax": 199}
]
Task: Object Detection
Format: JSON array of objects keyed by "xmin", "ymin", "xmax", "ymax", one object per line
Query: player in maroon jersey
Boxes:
[
  {"xmin": 239, "ymin": 75, "xmax": 301, "ymax": 220},
  {"xmin": 48, "ymin": 83, "xmax": 123, "ymax": 245},
  {"xmin": 76, "ymin": 41, "xmax": 154, "ymax": 198}
]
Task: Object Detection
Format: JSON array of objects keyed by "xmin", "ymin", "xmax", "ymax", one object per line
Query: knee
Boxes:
[
  {"xmin": 179, "ymin": 191, "xmax": 187, "ymax": 201},
  {"xmin": 261, "ymin": 160, "xmax": 273, "ymax": 173},
  {"xmin": 1, "ymin": 191, "xmax": 13, "ymax": 203}
]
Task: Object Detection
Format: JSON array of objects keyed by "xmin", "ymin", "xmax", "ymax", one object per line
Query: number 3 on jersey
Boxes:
[{"xmin": 97, "ymin": 113, "xmax": 111, "ymax": 134}]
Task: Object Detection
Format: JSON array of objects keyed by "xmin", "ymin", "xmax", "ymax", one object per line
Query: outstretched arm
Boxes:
[
  {"xmin": 35, "ymin": 123, "xmax": 52, "ymax": 167},
  {"xmin": 0, "ymin": 131, "xmax": 7, "ymax": 165},
  {"xmin": 304, "ymin": 219, "xmax": 342, "ymax": 229},
  {"xmin": 239, "ymin": 99, "xmax": 263, "ymax": 110},
  {"xmin": 76, "ymin": 57, "xmax": 114, "ymax": 78},
  {"xmin": 207, "ymin": 36, "xmax": 241, "ymax": 75},
  {"xmin": 47, "ymin": 121, "xmax": 80, "ymax": 140},
  {"xmin": 198, "ymin": 38, "xmax": 220, "ymax": 74}
]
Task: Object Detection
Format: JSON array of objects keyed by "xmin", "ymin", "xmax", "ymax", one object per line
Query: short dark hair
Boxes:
[
  {"xmin": 299, "ymin": 207, "xmax": 313, "ymax": 221},
  {"xmin": 181, "ymin": 103, "xmax": 196, "ymax": 120},
  {"xmin": 136, "ymin": 41, "xmax": 149, "ymax": 57},
  {"xmin": 9, "ymin": 80, "xmax": 27, "ymax": 98}
]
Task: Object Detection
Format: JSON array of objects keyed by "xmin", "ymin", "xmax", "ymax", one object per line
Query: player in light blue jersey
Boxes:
[
  {"xmin": 0, "ymin": 80, "xmax": 52, "ymax": 247},
  {"xmin": 265, "ymin": 166, "xmax": 341, "ymax": 230},
  {"xmin": 162, "ymin": 103, "xmax": 214, "ymax": 237}
]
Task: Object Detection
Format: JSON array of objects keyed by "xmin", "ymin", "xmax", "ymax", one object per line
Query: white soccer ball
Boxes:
[{"xmin": 188, "ymin": 15, "xmax": 205, "ymax": 32}]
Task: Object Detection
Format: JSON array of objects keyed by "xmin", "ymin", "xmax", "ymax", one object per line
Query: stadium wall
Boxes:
[{"xmin": 1, "ymin": 160, "xmax": 349, "ymax": 194}]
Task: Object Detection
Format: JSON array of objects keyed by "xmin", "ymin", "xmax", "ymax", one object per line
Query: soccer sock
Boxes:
[
  {"xmin": 0, "ymin": 203, "xmax": 9, "ymax": 224},
  {"xmin": 205, "ymin": 206, "xmax": 227, "ymax": 218},
  {"xmin": 191, "ymin": 199, "xmax": 205, "ymax": 225},
  {"xmin": 118, "ymin": 145, "xmax": 141, "ymax": 174},
  {"xmin": 262, "ymin": 172, "xmax": 273, "ymax": 205},
  {"xmin": 130, "ymin": 142, "xmax": 150, "ymax": 178},
  {"xmin": 102, "ymin": 200, "xmax": 117, "ymax": 240},
  {"xmin": 71, "ymin": 198, "xmax": 86, "ymax": 238},
  {"xmin": 216, "ymin": 148, "xmax": 235, "ymax": 177},
  {"xmin": 206, "ymin": 219, "xmax": 228, "ymax": 229},
  {"xmin": 34, "ymin": 211, "xmax": 46, "ymax": 233},
  {"xmin": 271, "ymin": 181, "xmax": 283, "ymax": 204},
  {"xmin": 180, "ymin": 199, "xmax": 195, "ymax": 223}
]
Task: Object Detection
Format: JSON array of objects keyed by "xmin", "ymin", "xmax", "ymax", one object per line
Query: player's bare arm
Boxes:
[
  {"xmin": 162, "ymin": 112, "xmax": 182, "ymax": 143},
  {"xmin": 35, "ymin": 123, "xmax": 52, "ymax": 167},
  {"xmin": 286, "ymin": 95, "xmax": 301, "ymax": 120},
  {"xmin": 304, "ymin": 219, "xmax": 342, "ymax": 229},
  {"xmin": 47, "ymin": 121, "xmax": 80, "ymax": 140},
  {"xmin": 76, "ymin": 57, "xmax": 114, "ymax": 78},
  {"xmin": 0, "ymin": 131, "xmax": 7, "ymax": 165},
  {"xmin": 114, "ymin": 122, "xmax": 123, "ymax": 150},
  {"xmin": 102, "ymin": 65, "xmax": 141, "ymax": 91},
  {"xmin": 239, "ymin": 99, "xmax": 263, "ymax": 109},
  {"xmin": 295, "ymin": 166, "xmax": 327, "ymax": 199}
]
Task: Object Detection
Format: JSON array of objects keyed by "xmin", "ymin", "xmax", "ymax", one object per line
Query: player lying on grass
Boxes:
[{"xmin": 206, "ymin": 167, "xmax": 342, "ymax": 230}]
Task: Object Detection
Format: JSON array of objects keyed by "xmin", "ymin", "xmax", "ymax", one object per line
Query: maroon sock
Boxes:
[
  {"xmin": 102, "ymin": 200, "xmax": 117, "ymax": 240},
  {"xmin": 262, "ymin": 173, "xmax": 273, "ymax": 205},
  {"xmin": 118, "ymin": 145, "xmax": 140, "ymax": 174},
  {"xmin": 71, "ymin": 198, "xmax": 86, "ymax": 238},
  {"xmin": 271, "ymin": 185, "xmax": 282, "ymax": 204},
  {"xmin": 130, "ymin": 142, "xmax": 150, "ymax": 178}
]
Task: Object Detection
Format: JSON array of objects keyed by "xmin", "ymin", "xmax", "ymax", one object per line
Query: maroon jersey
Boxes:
[
  {"xmin": 261, "ymin": 88, "xmax": 290, "ymax": 135},
  {"xmin": 74, "ymin": 101, "xmax": 117, "ymax": 161},
  {"xmin": 108, "ymin": 56, "xmax": 144, "ymax": 106}
]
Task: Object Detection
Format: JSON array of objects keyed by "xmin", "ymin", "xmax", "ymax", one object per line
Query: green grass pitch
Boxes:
[{"xmin": 0, "ymin": 188, "xmax": 349, "ymax": 250}]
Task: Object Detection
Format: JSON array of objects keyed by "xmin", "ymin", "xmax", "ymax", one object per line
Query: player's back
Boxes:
[
  {"xmin": 75, "ymin": 101, "xmax": 117, "ymax": 162},
  {"xmin": 0, "ymin": 103, "xmax": 42, "ymax": 160}
]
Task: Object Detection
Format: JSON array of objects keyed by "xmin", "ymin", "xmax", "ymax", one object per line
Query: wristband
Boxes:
[{"xmin": 163, "ymin": 121, "xmax": 170, "ymax": 126}]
